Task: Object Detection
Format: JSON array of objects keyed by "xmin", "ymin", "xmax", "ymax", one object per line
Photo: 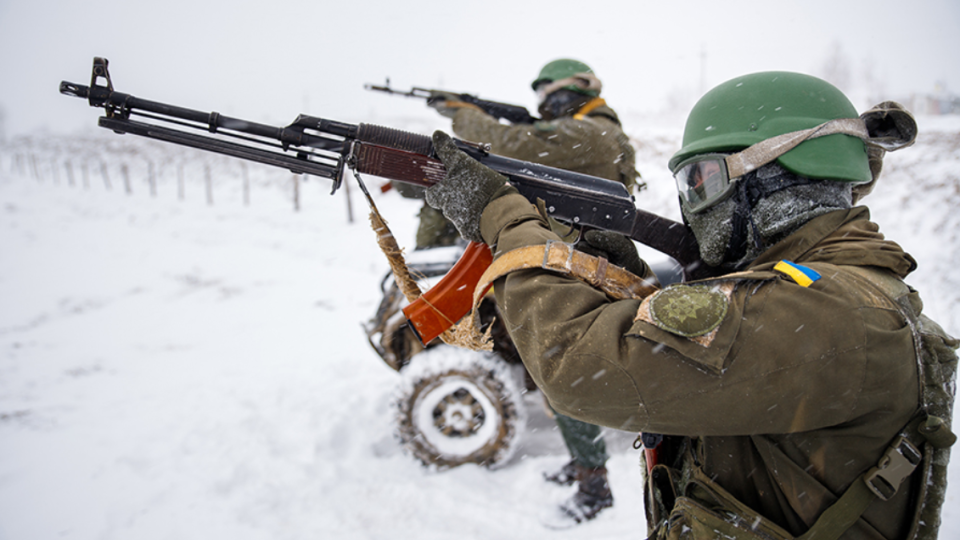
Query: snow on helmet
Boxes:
[{"xmin": 669, "ymin": 72, "xmax": 872, "ymax": 184}]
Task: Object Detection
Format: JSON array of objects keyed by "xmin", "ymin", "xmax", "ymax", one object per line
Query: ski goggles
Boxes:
[
  {"xmin": 673, "ymin": 153, "xmax": 738, "ymax": 214},
  {"xmin": 534, "ymin": 73, "xmax": 603, "ymax": 103},
  {"xmin": 672, "ymin": 117, "xmax": 871, "ymax": 214}
]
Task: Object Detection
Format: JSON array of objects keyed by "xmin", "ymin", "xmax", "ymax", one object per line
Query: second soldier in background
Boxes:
[{"xmin": 422, "ymin": 58, "xmax": 641, "ymax": 526}]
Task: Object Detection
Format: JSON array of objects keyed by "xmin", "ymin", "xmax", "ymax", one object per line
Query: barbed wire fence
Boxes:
[{"xmin": 0, "ymin": 131, "xmax": 356, "ymax": 221}]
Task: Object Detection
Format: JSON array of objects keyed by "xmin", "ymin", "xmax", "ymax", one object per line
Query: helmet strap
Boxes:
[{"xmin": 725, "ymin": 118, "xmax": 869, "ymax": 179}]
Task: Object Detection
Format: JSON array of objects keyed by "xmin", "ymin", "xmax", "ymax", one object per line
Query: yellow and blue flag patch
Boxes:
[{"xmin": 774, "ymin": 260, "xmax": 821, "ymax": 288}]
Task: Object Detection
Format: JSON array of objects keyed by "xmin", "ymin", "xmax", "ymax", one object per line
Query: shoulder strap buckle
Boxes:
[{"xmin": 864, "ymin": 436, "xmax": 922, "ymax": 501}]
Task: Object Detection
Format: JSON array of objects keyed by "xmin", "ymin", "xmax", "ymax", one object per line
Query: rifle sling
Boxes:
[{"xmin": 459, "ymin": 240, "xmax": 659, "ymax": 348}]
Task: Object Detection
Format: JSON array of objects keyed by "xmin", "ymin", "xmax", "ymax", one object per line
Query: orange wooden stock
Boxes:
[
  {"xmin": 645, "ymin": 447, "xmax": 659, "ymax": 474},
  {"xmin": 402, "ymin": 241, "xmax": 494, "ymax": 344}
]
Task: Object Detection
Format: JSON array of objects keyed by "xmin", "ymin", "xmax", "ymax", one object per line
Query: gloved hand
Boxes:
[
  {"xmin": 427, "ymin": 91, "xmax": 481, "ymax": 119},
  {"xmin": 425, "ymin": 131, "xmax": 507, "ymax": 243},
  {"xmin": 577, "ymin": 229, "xmax": 648, "ymax": 277}
]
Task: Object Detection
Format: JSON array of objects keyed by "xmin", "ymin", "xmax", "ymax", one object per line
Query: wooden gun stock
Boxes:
[{"xmin": 401, "ymin": 242, "xmax": 494, "ymax": 344}]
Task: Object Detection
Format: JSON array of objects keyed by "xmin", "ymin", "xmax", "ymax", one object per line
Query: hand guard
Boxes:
[{"xmin": 425, "ymin": 131, "xmax": 507, "ymax": 243}]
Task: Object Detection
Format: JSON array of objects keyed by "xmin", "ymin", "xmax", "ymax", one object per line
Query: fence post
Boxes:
[
  {"xmin": 148, "ymin": 161, "xmax": 157, "ymax": 197},
  {"xmin": 178, "ymin": 162, "xmax": 185, "ymax": 200},
  {"xmin": 292, "ymin": 173, "xmax": 300, "ymax": 212},
  {"xmin": 242, "ymin": 162, "xmax": 250, "ymax": 207},
  {"xmin": 205, "ymin": 163, "xmax": 213, "ymax": 205},
  {"xmin": 100, "ymin": 161, "xmax": 112, "ymax": 190},
  {"xmin": 121, "ymin": 163, "xmax": 132, "ymax": 195},
  {"xmin": 65, "ymin": 161, "xmax": 76, "ymax": 187},
  {"xmin": 30, "ymin": 154, "xmax": 41, "ymax": 182},
  {"xmin": 344, "ymin": 172, "xmax": 354, "ymax": 223},
  {"xmin": 82, "ymin": 161, "xmax": 90, "ymax": 189}
]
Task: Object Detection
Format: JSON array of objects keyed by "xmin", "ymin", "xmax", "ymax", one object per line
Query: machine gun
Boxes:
[
  {"xmin": 60, "ymin": 57, "xmax": 707, "ymax": 344},
  {"xmin": 364, "ymin": 81, "xmax": 539, "ymax": 124}
]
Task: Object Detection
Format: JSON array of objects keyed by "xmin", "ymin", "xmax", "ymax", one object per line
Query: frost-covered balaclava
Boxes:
[{"xmin": 682, "ymin": 162, "xmax": 853, "ymax": 268}]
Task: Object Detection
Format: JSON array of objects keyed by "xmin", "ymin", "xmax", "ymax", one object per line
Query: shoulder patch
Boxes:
[
  {"xmin": 532, "ymin": 121, "xmax": 557, "ymax": 132},
  {"xmin": 643, "ymin": 284, "xmax": 730, "ymax": 338},
  {"xmin": 774, "ymin": 260, "xmax": 821, "ymax": 287}
]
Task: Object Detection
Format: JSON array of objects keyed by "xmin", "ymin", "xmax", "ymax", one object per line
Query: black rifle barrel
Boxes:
[
  {"xmin": 60, "ymin": 81, "xmax": 347, "ymax": 152},
  {"xmin": 98, "ymin": 116, "xmax": 342, "ymax": 180}
]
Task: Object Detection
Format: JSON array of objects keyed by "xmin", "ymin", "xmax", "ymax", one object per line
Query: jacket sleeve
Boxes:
[{"xmin": 480, "ymin": 193, "xmax": 919, "ymax": 437}]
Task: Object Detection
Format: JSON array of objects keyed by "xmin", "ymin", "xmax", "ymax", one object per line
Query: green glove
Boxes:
[
  {"xmin": 425, "ymin": 131, "xmax": 507, "ymax": 243},
  {"xmin": 578, "ymin": 230, "xmax": 648, "ymax": 277}
]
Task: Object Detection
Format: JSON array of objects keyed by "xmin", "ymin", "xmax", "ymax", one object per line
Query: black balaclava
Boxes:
[
  {"xmin": 538, "ymin": 89, "xmax": 592, "ymax": 120},
  {"xmin": 682, "ymin": 162, "xmax": 853, "ymax": 269}
]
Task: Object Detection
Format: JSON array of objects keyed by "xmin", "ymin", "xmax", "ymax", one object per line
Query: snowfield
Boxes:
[{"xmin": 1, "ymin": 114, "xmax": 959, "ymax": 539}]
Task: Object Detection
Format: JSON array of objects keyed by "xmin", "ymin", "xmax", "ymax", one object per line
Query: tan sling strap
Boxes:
[{"xmin": 457, "ymin": 240, "xmax": 660, "ymax": 349}]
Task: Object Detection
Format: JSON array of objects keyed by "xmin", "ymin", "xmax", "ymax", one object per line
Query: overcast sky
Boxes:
[{"xmin": 1, "ymin": 0, "xmax": 958, "ymax": 138}]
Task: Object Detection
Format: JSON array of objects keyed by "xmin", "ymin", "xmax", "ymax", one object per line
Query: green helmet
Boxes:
[
  {"xmin": 669, "ymin": 71, "xmax": 871, "ymax": 184},
  {"xmin": 531, "ymin": 58, "xmax": 599, "ymax": 97}
]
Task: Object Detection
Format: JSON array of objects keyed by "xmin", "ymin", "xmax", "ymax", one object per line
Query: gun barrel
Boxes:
[
  {"xmin": 61, "ymin": 80, "xmax": 348, "ymax": 152},
  {"xmin": 363, "ymin": 83, "xmax": 431, "ymax": 100},
  {"xmin": 98, "ymin": 116, "xmax": 342, "ymax": 180}
]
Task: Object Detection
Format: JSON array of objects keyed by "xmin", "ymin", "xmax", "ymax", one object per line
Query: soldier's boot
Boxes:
[
  {"xmin": 559, "ymin": 465, "xmax": 613, "ymax": 524},
  {"xmin": 543, "ymin": 459, "xmax": 578, "ymax": 486},
  {"xmin": 542, "ymin": 465, "xmax": 613, "ymax": 528}
]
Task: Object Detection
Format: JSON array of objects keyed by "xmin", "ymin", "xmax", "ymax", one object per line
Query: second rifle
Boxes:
[{"xmin": 364, "ymin": 81, "xmax": 539, "ymax": 125}]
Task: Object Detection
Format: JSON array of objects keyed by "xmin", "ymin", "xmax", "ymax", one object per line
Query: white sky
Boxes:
[{"xmin": 1, "ymin": 0, "xmax": 958, "ymax": 137}]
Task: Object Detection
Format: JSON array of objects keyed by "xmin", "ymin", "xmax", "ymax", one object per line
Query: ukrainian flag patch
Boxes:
[{"xmin": 774, "ymin": 260, "xmax": 821, "ymax": 287}]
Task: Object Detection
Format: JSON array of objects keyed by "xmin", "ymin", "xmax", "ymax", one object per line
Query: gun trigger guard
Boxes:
[
  {"xmin": 572, "ymin": 227, "xmax": 587, "ymax": 245},
  {"xmin": 556, "ymin": 220, "xmax": 582, "ymax": 244}
]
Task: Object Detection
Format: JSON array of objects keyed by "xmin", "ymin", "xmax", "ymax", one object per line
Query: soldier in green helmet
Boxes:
[
  {"xmin": 421, "ymin": 71, "xmax": 957, "ymax": 538},
  {"xmin": 410, "ymin": 58, "xmax": 641, "ymax": 249},
  {"xmin": 427, "ymin": 58, "xmax": 643, "ymax": 526}
]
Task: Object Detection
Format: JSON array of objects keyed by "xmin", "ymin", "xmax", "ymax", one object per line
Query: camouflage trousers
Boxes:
[
  {"xmin": 416, "ymin": 204, "xmax": 461, "ymax": 249},
  {"xmin": 553, "ymin": 409, "xmax": 609, "ymax": 469}
]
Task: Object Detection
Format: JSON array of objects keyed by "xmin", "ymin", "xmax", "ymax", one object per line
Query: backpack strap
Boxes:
[{"xmin": 793, "ymin": 265, "xmax": 958, "ymax": 540}]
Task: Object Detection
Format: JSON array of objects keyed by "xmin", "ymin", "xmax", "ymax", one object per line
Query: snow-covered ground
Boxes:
[{"xmin": 1, "ymin": 114, "xmax": 958, "ymax": 539}]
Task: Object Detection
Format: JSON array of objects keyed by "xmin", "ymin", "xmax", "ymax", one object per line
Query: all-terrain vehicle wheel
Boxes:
[{"xmin": 394, "ymin": 345, "xmax": 526, "ymax": 469}]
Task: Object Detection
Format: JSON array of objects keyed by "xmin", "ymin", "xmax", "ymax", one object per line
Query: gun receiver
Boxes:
[
  {"xmin": 61, "ymin": 57, "xmax": 707, "ymax": 344},
  {"xmin": 364, "ymin": 81, "xmax": 539, "ymax": 125}
]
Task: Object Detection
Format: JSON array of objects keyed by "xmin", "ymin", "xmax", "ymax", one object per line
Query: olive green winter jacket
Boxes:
[
  {"xmin": 451, "ymin": 102, "xmax": 638, "ymax": 190},
  {"xmin": 411, "ymin": 99, "xmax": 638, "ymax": 249},
  {"xmin": 478, "ymin": 190, "xmax": 957, "ymax": 539}
]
